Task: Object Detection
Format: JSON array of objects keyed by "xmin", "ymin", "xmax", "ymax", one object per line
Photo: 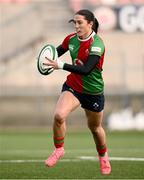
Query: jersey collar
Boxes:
[{"xmin": 77, "ymin": 31, "xmax": 95, "ymax": 42}]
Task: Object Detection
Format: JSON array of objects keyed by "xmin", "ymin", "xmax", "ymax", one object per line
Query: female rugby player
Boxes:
[{"xmin": 43, "ymin": 9, "xmax": 111, "ymax": 175}]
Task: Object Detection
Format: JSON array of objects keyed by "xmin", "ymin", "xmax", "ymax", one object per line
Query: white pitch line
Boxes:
[
  {"xmin": 0, "ymin": 156, "xmax": 144, "ymax": 163},
  {"xmin": 79, "ymin": 156, "xmax": 144, "ymax": 161},
  {"xmin": 110, "ymin": 157, "xmax": 144, "ymax": 161},
  {"xmin": 0, "ymin": 159, "xmax": 43, "ymax": 163},
  {"xmin": 0, "ymin": 159, "xmax": 81, "ymax": 163}
]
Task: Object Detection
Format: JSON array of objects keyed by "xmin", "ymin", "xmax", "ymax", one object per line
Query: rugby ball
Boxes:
[{"xmin": 37, "ymin": 44, "xmax": 58, "ymax": 75}]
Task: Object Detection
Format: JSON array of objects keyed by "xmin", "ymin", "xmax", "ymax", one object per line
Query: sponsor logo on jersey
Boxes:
[
  {"xmin": 91, "ymin": 46, "xmax": 101, "ymax": 53},
  {"xmin": 69, "ymin": 44, "xmax": 74, "ymax": 51}
]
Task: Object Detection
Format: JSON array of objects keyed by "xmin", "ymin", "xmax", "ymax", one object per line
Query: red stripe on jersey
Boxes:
[
  {"xmin": 96, "ymin": 50, "xmax": 105, "ymax": 70},
  {"xmin": 66, "ymin": 38, "xmax": 93, "ymax": 93},
  {"xmin": 66, "ymin": 73, "xmax": 83, "ymax": 92},
  {"xmin": 77, "ymin": 39, "xmax": 93, "ymax": 63}
]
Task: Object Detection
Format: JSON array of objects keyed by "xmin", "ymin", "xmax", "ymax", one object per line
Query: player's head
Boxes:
[
  {"xmin": 69, "ymin": 9, "xmax": 99, "ymax": 37},
  {"xmin": 75, "ymin": 9, "xmax": 99, "ymax": 33}
]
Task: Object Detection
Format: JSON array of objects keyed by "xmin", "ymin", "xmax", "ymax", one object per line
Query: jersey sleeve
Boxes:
[
  {"xmin": 61, "ymin": 33, "xmax": 76, "ymax": 50},
  {"xmin": 63, "ymin": 54, "xmax": 100, "ymax": 75},
  {"xmin": 89, "ymin": 36, "xmax": 105, "ymax": 57}
]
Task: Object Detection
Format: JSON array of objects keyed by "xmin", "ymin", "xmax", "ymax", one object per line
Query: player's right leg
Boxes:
[{"xmin": 45, "ymin": 90, "xmax": 80, "ymax": 167}]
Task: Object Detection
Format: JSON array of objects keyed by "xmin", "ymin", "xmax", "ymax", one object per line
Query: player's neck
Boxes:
[
  {"xmin": 79, "ymin": 30, "xmax": 93, "ymax": 39},
  {"xmin": 78, "ymin": 31, "xmax": 95, "ymax": 41}
]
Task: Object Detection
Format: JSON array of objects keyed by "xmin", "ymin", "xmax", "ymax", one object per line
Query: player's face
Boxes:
[{"xmin": 73, "ymin": 14, "xmax": 93, "ymax": 39}]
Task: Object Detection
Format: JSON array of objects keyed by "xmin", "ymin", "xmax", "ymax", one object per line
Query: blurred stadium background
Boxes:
[{"xmin": 0, "ymin": 0, "xmax": 144, "ymax": 130}]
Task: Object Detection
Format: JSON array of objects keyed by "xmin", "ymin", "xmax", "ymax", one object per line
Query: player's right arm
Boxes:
[
  {"xmin": 56, "ymin": 33, "xmax": 76, "ymax": 57},
  {"xmin": 56, "ymin": 45, "xmax": 68, "ymax": 57}
]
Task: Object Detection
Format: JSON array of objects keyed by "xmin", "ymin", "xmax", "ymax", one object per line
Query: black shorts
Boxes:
[{"xmin": 61, "ymin": 83, "xmax": 105, "ymax": 112}]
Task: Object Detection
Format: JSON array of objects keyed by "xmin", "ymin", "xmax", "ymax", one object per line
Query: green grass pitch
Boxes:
[{"xmin": 0, "ymin": 129, "xmax": 144, "ymax": 179}]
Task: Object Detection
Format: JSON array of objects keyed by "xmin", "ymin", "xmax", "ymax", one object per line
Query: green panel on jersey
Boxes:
[
  {"xmin": 82, "ymin": 69, "xmax": 104, "ymax": 94},
  {"xmin": 90, "ymin": 35, "xmax": 105, "ymax": 57},
  {"xmin": 81, "ymin": 35, "xmax": 104, "ymax": 94},
  {"xmin": 68, "ymin": 36, "xmax": 80, "ymax": 64}
]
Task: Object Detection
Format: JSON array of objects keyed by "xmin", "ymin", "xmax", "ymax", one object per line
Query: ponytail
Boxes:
[{"xmin": 92, "ymin": 18, "xmax": 99, "ymax": 34}]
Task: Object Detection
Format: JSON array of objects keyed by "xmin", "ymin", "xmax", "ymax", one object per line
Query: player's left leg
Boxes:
[{"xmin": 85, "ymin": 109, "xmax": 111, "ymax": 175}]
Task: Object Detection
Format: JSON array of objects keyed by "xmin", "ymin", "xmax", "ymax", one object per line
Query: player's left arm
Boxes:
[
  {"xmin": 44, "ymin": 54, "xmax": 100, "ymax": 74},
  {"xmin": 63, "ymin": 55, "xmax": 100, "ymax": 75},
  {"xmin": 62, "ymin": 38, "xmax": 105, "ymax": 75}
]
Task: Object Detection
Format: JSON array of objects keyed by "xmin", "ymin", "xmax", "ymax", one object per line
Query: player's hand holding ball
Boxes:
[
  {"xmin": 37, "ymin": 44, "xmax": 61, "ymax": 75},
  {"xmin": 44, "ymin": 57, "xmax": 64, "ymax": 70}
]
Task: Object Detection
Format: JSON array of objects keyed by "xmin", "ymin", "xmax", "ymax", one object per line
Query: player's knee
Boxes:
[
  {"xmin": 88, "ymin": 124, "xmax": 102, "ymax": 134},
  {"xmin": 54, "ymin": 111, "xmax": 66, "ymax": 125},
  {"xmin": 87, "ymin": 121, "xmax": 95, "ymax": 131}
]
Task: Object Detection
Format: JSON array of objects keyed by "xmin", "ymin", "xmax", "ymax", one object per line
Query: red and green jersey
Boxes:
[{"xmin": 61, "ymin": 31, "xmax": 105, "ymax": 95}]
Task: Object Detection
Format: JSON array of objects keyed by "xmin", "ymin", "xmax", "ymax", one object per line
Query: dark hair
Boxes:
[{"xmin": 75, "ymin": 9, "xmax": 99, "ymax": 34}]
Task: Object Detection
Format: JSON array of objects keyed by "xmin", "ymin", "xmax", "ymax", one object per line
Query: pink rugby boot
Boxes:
[
  {"xmin": 45, "ymin": 147, "xmax": 65, "ymax": 167},
  {"xmin": 98, "ymin": 152, "xmax": 111, "ymax": 175}
]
